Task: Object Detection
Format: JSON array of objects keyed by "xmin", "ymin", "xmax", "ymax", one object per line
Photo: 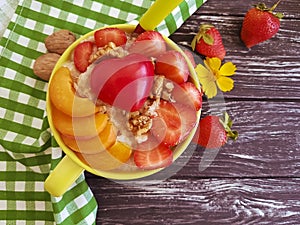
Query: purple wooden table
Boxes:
[{"xmin": 86, "ymin": 0, "xmax": 300, "ymax": 224}]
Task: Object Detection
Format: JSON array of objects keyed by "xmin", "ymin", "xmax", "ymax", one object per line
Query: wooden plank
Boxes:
[
  {"xmin": 86, "ymin": 177, "xmax": 300, "ymax": 225},
  {"xmin": 175, "ymin": 100, "xmax": 300, "ymax": 177},
  {"xmin": 194, "ymin": 0, "xmax": 300, "ymax": 19}
]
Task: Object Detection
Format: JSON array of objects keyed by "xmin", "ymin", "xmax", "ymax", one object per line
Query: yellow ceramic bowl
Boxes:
[{"xmin": 45, "ymin": 24, "xmax": 201, "ymax": 196}]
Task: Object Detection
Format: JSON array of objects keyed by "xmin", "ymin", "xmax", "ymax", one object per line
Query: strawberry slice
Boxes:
[
  {"xmin": 133, "ymin": 133, "xmax": 161, "ymax": 152},
  {"xmin": 133, "ymin": 144, "xmax": 173, "ymax": 170},
  {"xmin": 74, "ymin": 41, "xmax": 93, "ymax": 72},
  {"xmin": 155, "ymin": 50, "xmax": 189, "ymax": 84},
  {"xmin": 151, "ymin": 100, "xmax": 198, "ymax": 147},
  {"xmin": 172, "ymin": 82, "xmax": 203, "ymax": 111},
  {"xmin": 151, "ymin": 100, "xmax": 182, "ymax": 147},
  {"xmin": 129, "ymin": 30, "xmax": 167, "ymax": 57},
  {"xmin": 182, "ymin": 49, "xmax": 196, "ymax": 68},
  {"xmin": 94, "ymin": 27, "xmax": 127, "ymax": 47},
  {"xmin": 175, "ymin": 103, "xmax": 198, "ymax": 142}
]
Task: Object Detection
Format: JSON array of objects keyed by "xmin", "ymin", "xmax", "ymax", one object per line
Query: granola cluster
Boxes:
[
  {"xmin": 89, "ymin": 42, "xmax": 128, "ymax": 64},
  {"xmin": 150, "ymin": 75, "xmax": 175, "ymax": 102},
  {"xmin": 127, "ymin": 100, "xmax": 158, "ymax": 137}
]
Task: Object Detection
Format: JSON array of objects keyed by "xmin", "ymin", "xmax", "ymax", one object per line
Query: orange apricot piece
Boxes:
[
  {"xmin": 76, "ymin": 150, "xmax": 121, "ymax": 171},
  {"xmin": 61, "ymin": 122, "xmax": 118, "ymax": 154},
  {"xmin": 76, "ymin": 142, "xmax": 132, "ymax": 171},
  {"xmin": 107, "ymin": 141, "xmax": 132, "ymax": 163},
  {"xmin": 49, "ymin": 67, "xmax": 99, "ymax": 117},
  {"xmin": 51, "ymin": 104, "xmax": 108, "ymax": 137}
]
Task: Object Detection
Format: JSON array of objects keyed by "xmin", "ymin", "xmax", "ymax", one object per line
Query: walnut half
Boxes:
[
  {"xmin": 33, "ymin": 53, "xmax": 60, "ymax": 81},
  {"xmin": 45, "ymin": 30, "xmax": 76, "ymax": 55}
]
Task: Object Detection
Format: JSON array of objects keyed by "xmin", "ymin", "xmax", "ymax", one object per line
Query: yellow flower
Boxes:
[{"xmin": 195, "ymin": 57, "xmax": 236, "ymax": 99}]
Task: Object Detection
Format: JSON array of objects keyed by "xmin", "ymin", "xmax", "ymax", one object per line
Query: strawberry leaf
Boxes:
[
  {"xmin": 275, "ymin": 12, "xmax": 284, "ymax": 19},
  {"xmin": 255, "ymin": 0, "xmax": 283, "ymax": 19},
  {"xmin": 191, "ymin": 36, "xmax": 197, "ymax": 50},
  {"xmin": 219, "ymin": 112, "xmax": 238, "ymax": 141},
  {"xmin": 191, "ymin": 24, "xmax": 215, "ymax": 50},
  {"xmin": 203, "ymin": 34, "xmax": 214, "ymax": 45}
]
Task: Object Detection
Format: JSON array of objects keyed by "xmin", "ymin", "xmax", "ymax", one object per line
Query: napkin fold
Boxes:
[{"xmin": 0, "ymin": 0, "xmax": 206, "ymax": 224}]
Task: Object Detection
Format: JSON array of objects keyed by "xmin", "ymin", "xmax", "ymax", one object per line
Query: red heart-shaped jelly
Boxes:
[{"xmin": 90, "ymin": 53, "xmax": 154, "ymax": 112}]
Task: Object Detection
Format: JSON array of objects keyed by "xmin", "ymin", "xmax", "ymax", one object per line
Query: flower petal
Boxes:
[
  {"xmin": 203, "ymin": 80, "xmax": 218, "ymax": 99},
  {"xmin": 199, "ymin": 75, "xmax": 217, "ymax": 99},
  {"xmin": 216, "ymin": 76, "xmax": 234, "ymax": 92},
  {"xmin": 205, "ymin": 57, "xmax": 221, "ymax": 72},
  {"xmin": 195, "ymin": 64, "xmax": 211, "ymax": 78},
  {"xmin": 196, "ymin": 63, "xmax": 217, "ymax": 98},
  {"xmin": 219, "ymin": 62, "xmax": 236, "ymax": 76}
]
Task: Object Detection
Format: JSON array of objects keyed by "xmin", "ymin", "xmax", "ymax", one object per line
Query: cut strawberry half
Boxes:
[
  {"xmin": 175, "ymin": 103, "xmax": 198, "ymax": 142},
  {"xmin": 172, "ymin": 82, "xmax": 203, "ymax": 111},
  {"xmin": 151, "ymin": 100, "xmax": 198, "ymax": 147},
  {"xmin": 182, "ymin": 49, "xmax": 196, "ymax": 68},
  {"xmin": 129, "ymin": 30, "xmax": 167, "ymax": 57},
  {"xmin": 133, "ymin": 144, "xmax": 173, "ymax": 170},
  {"xmin": 94, "ymin": 27, "xmax": 127, "ymax": 47},
  {"xmin": 74, "ymin": 41, "xmax": 93, "ymax": 72},
  {"xmin": 133, "ymin": 133, "xmax": 161, "ymax": 152},
  {"xmin": 155, "ymin": 50, "xmax": 189, "ymax": 84},
  {"xmin": 151, "ymin": 100, "xmax": 182, "ymax": 147}
]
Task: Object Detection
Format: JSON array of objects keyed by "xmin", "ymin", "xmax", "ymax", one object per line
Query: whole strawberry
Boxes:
[
  {"xmin": 191, "ymin": 24, "xmax": 226, "ymax": 60},
  {"xmin": 197, "ymin": 112, "xmax": 238, "ymax": 149},
  {"xmin": 241, "ymin": 0, "xmax": 283, "ymax": 48}
]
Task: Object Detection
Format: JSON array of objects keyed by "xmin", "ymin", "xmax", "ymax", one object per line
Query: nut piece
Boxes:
[
  {"xmin": 89, "ymin": 42, "xmax": 117, "ymax": 63},
  {"xmin": 45, "ymin": 30, "xmax": 76, "ymax": 55},
  {"xmin": 151, "ymin": 75, "xmax": 164, "ymax": 97},
  {"xmin": 127, "ymin": 100, "xmax": 158, "ymax": 139},
  {"xmin": 127, "ymin": 111, "xmax": 152, "ymax": 136},
  {"xmin": 150, "ymin": 75, "xmax": 175, "ymax": 102},
  {"xmin": 33, "ymin": 53, "xmax": 60, "ymax": 81},
  {"xmin": 89, "ymin": 42, "xmax": 128, "ymax": 64}
]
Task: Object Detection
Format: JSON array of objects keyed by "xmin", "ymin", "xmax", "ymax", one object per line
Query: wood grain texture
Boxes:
[
  {"xmin": 86, "ymin": 177, "xmax": 300, "ymax": 225},
  {"xmin": 186, "ymin": 100, "xmax": 300, "ymax": 177},
  {"xmin": 86, "ymin": 0, "xmax": 300, "ymax": 224}
]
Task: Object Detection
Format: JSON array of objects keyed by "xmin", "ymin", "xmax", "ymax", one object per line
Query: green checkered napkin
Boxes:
[{"xmin": 0, "ymin": 0, "xmax": 206, "ymax": 224}]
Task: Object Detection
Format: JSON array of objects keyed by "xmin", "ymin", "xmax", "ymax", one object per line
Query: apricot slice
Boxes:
[
  {"xmin": 49, "ymin": 67, "xmax": 99, "ymax": 117},
  {"xmin": 61, "ymin": 122, "xmax": 118, "ymax": 154},
  {"xmin": 76, "ymin": 142, "xmax": 132, "ymax": 171},
  {"xmin": 51, "ymin": 104, "xmax": 108, "ymax": 137},
  {"xmin": 107, "ymin": 141, "xmax": 132, "ymax": 163}
]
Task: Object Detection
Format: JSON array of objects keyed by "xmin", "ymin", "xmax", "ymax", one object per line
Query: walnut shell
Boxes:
[
  {"xmin": 33, "ymin": 53, "xmax": 60, "ymax": 81},
  {"xmin": 45, "ymin": 30, "xmax": 76, "ymax": 55}
]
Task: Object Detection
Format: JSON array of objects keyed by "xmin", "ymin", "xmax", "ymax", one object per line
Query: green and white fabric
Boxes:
[{"xmin": 0, "ymin": 0, "xmax": 206, "ymax": 224}]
